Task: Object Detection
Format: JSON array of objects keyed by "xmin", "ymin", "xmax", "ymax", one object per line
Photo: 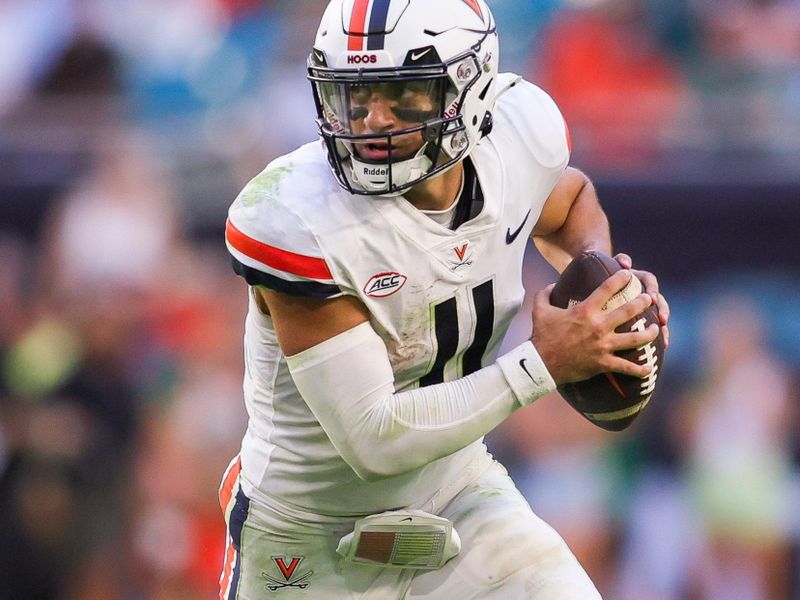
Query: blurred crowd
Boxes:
[{"xmin": 1, "ymin": 0, "xmax": 799, "ymax": 599}]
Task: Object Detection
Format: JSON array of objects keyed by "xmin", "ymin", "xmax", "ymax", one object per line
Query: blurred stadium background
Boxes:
[{"xmin": 1, "ymin": 0, "xmax": 799, "ymax": 598}]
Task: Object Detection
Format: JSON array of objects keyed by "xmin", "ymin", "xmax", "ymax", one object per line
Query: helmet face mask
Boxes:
[{"xmin": 308, "ymin": 0, "xmax": 498, "ymax": 196}]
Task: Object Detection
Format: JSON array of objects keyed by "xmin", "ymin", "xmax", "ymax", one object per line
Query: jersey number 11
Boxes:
[{"xmin": 420, "ymin": 279, "xmax": 495, "ymax": 386}]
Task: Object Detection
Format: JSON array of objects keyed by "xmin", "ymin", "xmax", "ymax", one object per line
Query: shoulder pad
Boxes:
[
  {"xmin": 491, "ymin": 74, "xmax": 571, "ymax": 170},
  {"xmin": 226, "ymin": 152, "xmax": 343, "ymax": 298}
]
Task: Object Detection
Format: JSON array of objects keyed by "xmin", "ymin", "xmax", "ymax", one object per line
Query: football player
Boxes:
[{"xmin": 220, "ymin": 0, "xmax": 670, "ymax": 598}]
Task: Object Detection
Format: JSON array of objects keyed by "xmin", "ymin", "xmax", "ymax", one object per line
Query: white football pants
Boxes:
[{"xmin": 218, "ymin": 460, "xmax": 602, "ymax": 599}]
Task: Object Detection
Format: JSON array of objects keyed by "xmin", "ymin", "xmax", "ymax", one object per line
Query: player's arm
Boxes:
[
  {"xmin": 532, "ymin": 166, "xmax": 610, "ymax": 273},
  {"xmin": 258, "ymin": 287, "xmax": 549, "ymax": 480},
  {"xmin": 259, "ymin": 284, "xmax": 655, "ymax": 482},
  {"xmin": 501, "ymin": 78, "xmax": 667, "ymax": 327},
  {"xmin": 256, "ymin": 288, "xmax": 370, "ymax": 355},
  {"xmin": 228, "ymin": 163, "xmax": 657, "ymax": 482},
  {"xmin": 532, "ymin": 167, "xmax": 670, "ymax": 346}
]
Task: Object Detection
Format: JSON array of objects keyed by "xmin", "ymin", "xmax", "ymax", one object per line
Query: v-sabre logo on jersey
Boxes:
[
  {"xmin": 448, "ymin": 241, "xmax": 475, "ymax": 271},
  {"xmin": 364, "ymin": 272, "xmax": 408, "ymax": 297}
]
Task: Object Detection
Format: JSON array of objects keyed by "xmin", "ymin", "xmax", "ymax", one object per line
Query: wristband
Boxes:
[{"xmin": 496, "ymin": 341, "xmax": 557, "ymax": 407}]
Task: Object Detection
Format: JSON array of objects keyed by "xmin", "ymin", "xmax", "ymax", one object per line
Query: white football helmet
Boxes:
[{"xmin": 308, "ymin": 0, "xmax": 499, "ymax": 196}]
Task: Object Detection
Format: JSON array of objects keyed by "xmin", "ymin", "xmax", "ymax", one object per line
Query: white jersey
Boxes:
[{"xmin": 225, "ymin": 73, "xmax": 570, "ymax": 518}]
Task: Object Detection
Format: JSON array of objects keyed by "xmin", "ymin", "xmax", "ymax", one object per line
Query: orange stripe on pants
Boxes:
[
  {"xmin": 217, "ymin": 456, "xmax": 241, "ymax": 600},
  {"xmin": 218, "ymin": 456, "xmax": 241, "ymax": 513},
  {"xmin": 218, "ymin": 538, "xmax": 236, "ymax": 600}
]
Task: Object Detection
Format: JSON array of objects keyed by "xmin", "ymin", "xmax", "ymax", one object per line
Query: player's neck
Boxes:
[{"xmin": 403, "ymin": 162, "xmax": 464, "ymax": 212}]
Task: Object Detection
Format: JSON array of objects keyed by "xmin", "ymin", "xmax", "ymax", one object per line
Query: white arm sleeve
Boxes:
[{"xmin": 286, "ymin": 322, "xmax": 555, "ymax": 481}]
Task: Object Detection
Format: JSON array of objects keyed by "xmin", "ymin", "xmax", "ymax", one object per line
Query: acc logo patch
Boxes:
[{"xmin": 364, "ymin": 272, "xmax": 407, "ymax": 298}]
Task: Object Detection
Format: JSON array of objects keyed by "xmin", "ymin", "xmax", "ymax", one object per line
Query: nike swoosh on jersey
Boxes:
[{"xmin": 506, "ymin": 209, "xmax": 531, "ymax": 245}]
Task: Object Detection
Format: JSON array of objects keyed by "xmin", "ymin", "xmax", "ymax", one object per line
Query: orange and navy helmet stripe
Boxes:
[
  {"xmin": 461, "ymin": 0, "xmax": 483, "ymax": 19},
  {"xmin": 347, "ymin": 0, "xmax": 370, "ymax": 50},
  {"xmin": 347, "ymin": 0, "xmax": 393, "ymax": 51}
]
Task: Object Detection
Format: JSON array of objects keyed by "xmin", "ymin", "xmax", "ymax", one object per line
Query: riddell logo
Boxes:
[
  {"xmin": 364, "ymin": 272, "xmax": 408, "ymax": 298},
  {"xmin": 348, "ymin": 54, "xmax": 378, "ymax": 64},
  {"xmin": 364, "ymin": 167, "xmax": 388, "ymax": 176}
]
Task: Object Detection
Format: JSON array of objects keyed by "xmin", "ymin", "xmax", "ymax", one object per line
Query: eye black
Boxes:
[
  {"xmin": 349, "ymin": 107, "xmax": 368, "ymax": 121},
  {"xmin": 392, "ymin": 108, "xmax": 437, "ymax": 122}
]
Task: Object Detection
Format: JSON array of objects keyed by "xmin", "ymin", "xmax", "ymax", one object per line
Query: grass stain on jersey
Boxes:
[
  {"xmin": 384, "ymin": 283, "xmax": 436, "ymax": 387},
  {"xmin": 235, "ymin": 164, "xmax": 294, "ymax": 208}
]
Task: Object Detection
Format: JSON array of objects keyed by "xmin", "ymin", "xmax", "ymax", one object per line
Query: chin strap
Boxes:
[
  {"xmin": 489, "ymin": 74, "xmax": 522, "ymax": 110},
  {"xmin": 350, "ymin": 146, "xmax": 433, "ymax": 197},
  {"xmin": 346, "ymin": 103, "xmax": 495, "ymax": 195},
  {"xmin": 473, "ymin": 75, "xmax": 519, "ymax": 142}
]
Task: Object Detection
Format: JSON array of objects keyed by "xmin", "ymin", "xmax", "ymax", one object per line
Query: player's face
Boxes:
[
  {"xmin": 315, "ymin": 76, "xmax": 448, "ymax": 164},
  {"xmin": 347, "ymin": 81, "xmax": 438, "ymax": 161}
]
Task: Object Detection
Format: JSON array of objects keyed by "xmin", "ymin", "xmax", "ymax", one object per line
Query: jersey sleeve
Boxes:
[
  {"xmin": 225, "ymin": 160, "xmax": 344, "ymax": 299},
  {"xmin": 492, "ymin": 73, "xmax": 571, "ymax": 175}
]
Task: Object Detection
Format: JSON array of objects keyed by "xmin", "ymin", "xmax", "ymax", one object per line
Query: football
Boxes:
[{"xmin": 549, "ymin": 251, "xmax": 664, "ymax": 431}]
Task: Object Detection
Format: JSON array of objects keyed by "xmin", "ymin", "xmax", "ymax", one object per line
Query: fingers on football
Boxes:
[
  {"xmin": 610, "ymin": 323, "xmax": 659, "ymax": 352},
  {"xmin": 533, "ymin": 283, "xmax": 556, "ymax": 311},
  {"xmin": 648, "ymin": 288, "xmax": 670, "ymax": 349},
  {"xmin": 606, "ymin": 293, "xmax": 653, "ymax": 329},
  {"xmin": 634, "ymin": 268, "xmax": 657, "ymax": 292},
  {"xmin": 631, "ymin": 267, "xmax": 655, "ymax": 299},
  {"xmin": 583, "ymin": 270, "xmax": 633, "ymax": 312},
  {"xmin": 656, "ymin": 292, "xmax": 670, "ymax": 326},
  {"xmin": 613, "ymin": 253, "xmax": 632, "ymax": 269},
  {"xmin": 603, "ymin": 354, "xmax": 653, "ymax": 378}
]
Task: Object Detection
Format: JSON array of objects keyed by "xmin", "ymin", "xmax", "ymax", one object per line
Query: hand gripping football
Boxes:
[{"xmin": 549, "ymin": 251, "xmax": 664, "ymax": 431}]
